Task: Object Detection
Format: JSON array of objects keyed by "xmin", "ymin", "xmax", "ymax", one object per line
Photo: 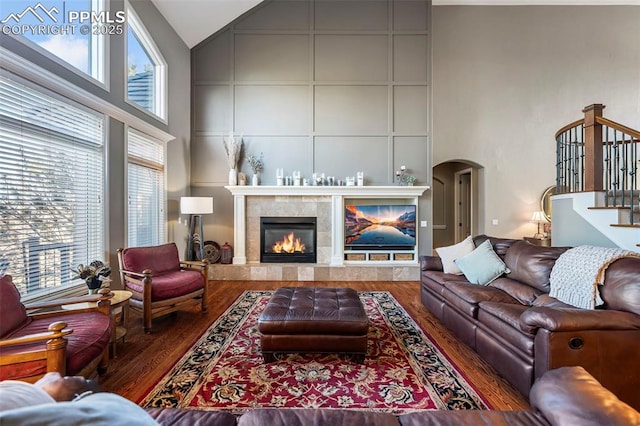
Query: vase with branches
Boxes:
[
  {"xmin": 223, "ymin": 132, "xmax": 243, "ymax": 185},
  {"xmin": 246, "ymin": 153, "xmax": 264, "ymax": 186}
]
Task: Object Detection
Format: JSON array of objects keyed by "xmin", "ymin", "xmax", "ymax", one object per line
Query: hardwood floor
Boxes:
[{"xmin": 100, "ymin": 280, "xmax": 529, "ymax": 410}]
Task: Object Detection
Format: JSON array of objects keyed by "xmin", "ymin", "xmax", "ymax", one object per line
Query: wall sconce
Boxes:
[
  {"xmin": 180, "ymin": 197, "xmax": 213, "ymax": 261},
  {"xmin": 530, "ymin": 210, "xmax": 548, "ymax": 239}
]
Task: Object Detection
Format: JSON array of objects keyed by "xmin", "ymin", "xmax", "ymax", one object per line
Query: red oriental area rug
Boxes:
[{"xmin": 139, "ymin": 291, "xmax": 489, "ymax": 414}]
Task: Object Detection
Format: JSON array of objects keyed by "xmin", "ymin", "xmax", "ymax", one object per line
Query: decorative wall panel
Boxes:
[
  {"xmin": 314, "ymin": 86, "xmax": 388, "ymax": 134},
  {"xmin": 191, "ymin": 0, "xmax": 432, "ymax": 253},
  {"xmin": 235, "ymin": 35, "xmax": 309, "ymax": 81}
]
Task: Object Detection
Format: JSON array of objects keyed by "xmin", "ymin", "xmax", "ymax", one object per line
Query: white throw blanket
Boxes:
[{"xmin": 549, "ymin": 245, "xmax": 640, "ymax": 309}]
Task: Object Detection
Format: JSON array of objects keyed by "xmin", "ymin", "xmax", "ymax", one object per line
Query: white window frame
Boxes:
[
  {"xmin": 124, "ymin": 1, "xmax": 167, "ymax": 123},
  {"xmin": 125, "ymin": 127, "xmax": 167, "ymax": 247},
  {"xmin": 0, "ymin": 44, "xmax": 175, "ymax": 303},
  {"xmin": 0, "ymin": 70, "xmax": 108, "ymax": 302},
  {"xmin": 4, "ymin": 0, "xmax": 109, "ymax": 89}
]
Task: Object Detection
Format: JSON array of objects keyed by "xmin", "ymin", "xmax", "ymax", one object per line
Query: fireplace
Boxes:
[{"xmin": 260, "ymin": 217, "xmax": 317, "ymax": 263}]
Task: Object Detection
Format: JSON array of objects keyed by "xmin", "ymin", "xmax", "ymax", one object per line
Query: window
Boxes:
[
  {"xmin": 0, "ymin": 72, "xmax": 105, "ymax": 297},
  {"xmin": 127, "ymin": 128, "xmax": 165, "ymax": 247},
  {"xmin": 125, "ymin": 3, "xmax": 166, "ymax": 120},
  {"xmin": 0, "ymin": 0, "xmax": 107, "ymax": 84}
]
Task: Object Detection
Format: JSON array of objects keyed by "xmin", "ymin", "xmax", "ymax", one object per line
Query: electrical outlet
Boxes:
[
  {"xmin": 492, "ymin": 219, "xmax": 499, "ymax": 225},
  {"xmin": 420, "ymin": 220, "xmax": 427, "ymax": 227}
]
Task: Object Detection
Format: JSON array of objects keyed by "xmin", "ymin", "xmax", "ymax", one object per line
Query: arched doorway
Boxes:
[{"xmin": 432, "ymin": 161, "xmax": 483, "ymax": 248}]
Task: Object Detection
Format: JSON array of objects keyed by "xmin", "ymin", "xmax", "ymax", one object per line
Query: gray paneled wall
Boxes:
[{"xmin": 192, "ymin": 0, "xmax": 432, "ymax": 251}]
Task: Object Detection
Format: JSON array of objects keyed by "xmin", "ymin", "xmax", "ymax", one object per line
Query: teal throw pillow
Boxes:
[{"xmin": 454, "ymin": 239, "xmax": 510, "ymax": 285}]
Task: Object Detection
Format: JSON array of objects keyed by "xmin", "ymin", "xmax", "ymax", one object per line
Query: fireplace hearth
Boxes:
[{"xmin": 260, "ymin": 217, "xmax": 317, "ymax": 263}]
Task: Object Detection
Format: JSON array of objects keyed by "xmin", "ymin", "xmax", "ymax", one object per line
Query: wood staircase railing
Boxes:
[{"xmin": 556, "ymin": 104, "xmax": 639, "ymax": 227}]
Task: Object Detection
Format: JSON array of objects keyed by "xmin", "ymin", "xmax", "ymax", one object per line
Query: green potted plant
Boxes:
[{"xmin": 406, "ymin": 175, "xmax": 417, "ymax": 186}]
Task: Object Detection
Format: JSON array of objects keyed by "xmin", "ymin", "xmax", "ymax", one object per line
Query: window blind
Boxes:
[
  {"xmin": 127, "ymin": 128, "xmax": 165, "ymax": 247},
  {"xmin": 0, "ymin": 73, "xmax": 105, "ymax": 297}
]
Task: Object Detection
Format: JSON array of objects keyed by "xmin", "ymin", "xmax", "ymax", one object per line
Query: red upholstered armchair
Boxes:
[
  {"xmin": 117, "ymin": 243, "xmax": 209, "ymax": 333},
  {"xmin": 0, "ymin": 275, "xmax": 112, "ymax": 382}
]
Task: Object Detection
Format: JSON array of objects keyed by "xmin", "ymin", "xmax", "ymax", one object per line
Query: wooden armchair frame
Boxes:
[
  {"xmin": 0, "ymin": 289, "xmax": 113, "ymax": 382},
  {"xmin": 117, "ymin": 249, "xmax": 209, "ymax": 333}
]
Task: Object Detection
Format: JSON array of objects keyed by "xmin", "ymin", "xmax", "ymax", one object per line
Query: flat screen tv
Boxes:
[{"xmin": 345, "ymin": 204, "xmax": 416, "ymax": 250}]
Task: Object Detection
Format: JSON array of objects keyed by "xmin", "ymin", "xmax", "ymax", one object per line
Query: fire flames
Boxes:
[{"xmin": 272, "ymin": 232, "xmax": 306, "ymax": 253}]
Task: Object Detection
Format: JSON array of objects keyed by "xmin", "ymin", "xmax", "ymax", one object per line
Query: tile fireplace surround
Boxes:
[{"xmin": 209, "ymin": 185, "xmax": 429, "ymax": 281}]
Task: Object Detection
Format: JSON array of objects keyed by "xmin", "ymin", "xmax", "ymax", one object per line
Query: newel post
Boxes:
[{"xmin": 582, "ymin": 104, "xmax": 605, "ymax": 191}]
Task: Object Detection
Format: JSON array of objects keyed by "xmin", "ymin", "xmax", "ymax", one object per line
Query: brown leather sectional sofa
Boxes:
[
  {"xmin": 144, "ymin": 367, "xmax": 640, "ymax": 425},
  {"xmin": 420, "ymin": 235, "xmax": 640, "ymax": 409}
]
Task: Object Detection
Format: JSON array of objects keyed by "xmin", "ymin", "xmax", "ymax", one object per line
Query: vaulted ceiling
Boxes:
[{"xmin": 149, "ymin": 0, "xmax": 640, "ymax": 49}]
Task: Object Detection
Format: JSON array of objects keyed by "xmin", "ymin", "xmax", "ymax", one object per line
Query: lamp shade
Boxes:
[
  {"xmin": 180, "ymin": 197, "xmax": 213, "ymax": 215},
  {"xmin": 530, "ymin": 210, "xmax": 548, "ymax": 223}
]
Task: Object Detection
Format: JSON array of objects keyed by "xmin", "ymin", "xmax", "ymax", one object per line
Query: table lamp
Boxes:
[
  {"xmin": 530, "ymin": 210, "xmax": 548, "ymax": 239},
  {"xmin": 180, "ymin": 197, "xmax": 213, "ymax": 261}
]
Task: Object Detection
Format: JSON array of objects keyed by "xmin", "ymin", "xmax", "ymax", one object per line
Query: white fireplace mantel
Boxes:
[
  {"xmin": 225, "ymin": 185, "xmax": 429, "ymax": 198},
  {"xmin": 225, "ymin": 185, "xmax": 429, "ymax": 265}
]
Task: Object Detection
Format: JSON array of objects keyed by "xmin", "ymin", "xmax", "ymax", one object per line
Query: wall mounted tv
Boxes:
[{"xmin": 345, "ymin": 204, "xmax": 416, "ymax": 250}]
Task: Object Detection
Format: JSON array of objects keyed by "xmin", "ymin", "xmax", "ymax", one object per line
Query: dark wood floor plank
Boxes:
[{"xmin": 100, "ymin": 280, "xmax": 529, "ymax": 410}]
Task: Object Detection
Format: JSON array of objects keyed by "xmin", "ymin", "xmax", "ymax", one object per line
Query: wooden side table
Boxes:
[
  {"xmin": 62, "ymin": 290, "xmax": 132, "ymax": 357},
  {"xmin": 109, "ymin": 290, "xmax": 132, "ymax": 357},
  {"xmin": 523, "ymin": 237, "xmax": 551, "ymax": 247}
]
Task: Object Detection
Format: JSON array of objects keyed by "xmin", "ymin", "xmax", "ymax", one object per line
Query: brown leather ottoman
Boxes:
[{"xmin": 258, "ymin": 287, "xmax": 369, "ymax": 363}]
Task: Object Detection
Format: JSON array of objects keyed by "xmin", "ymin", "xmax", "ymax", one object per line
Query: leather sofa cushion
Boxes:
[
  {"xmin": 442, "ymin": 283, "xmax": 518, "ymax": 319},
  {"xmin": 422, "ymin": 270, "xmax": 469, "ymax": 288},
  {"xmin": 479, "ymin": 301, "xmax": 530, "ymax": 332},
  {"xmin": 600, "ymin": 257, "xmax": 640, "ymax": 316},
  {"xmin": 127, "ymin": 270, "xmax": 204, "ymax": 302},
  {"xmin": 398, "ymin": 410, "xmax": 545, "ymax": 426},
  {"xmin": 238, "ymin": 409, "xmax": 399, "ymax": 426},
  {"xmin": 0, "ymin": 312, "xmax": 111, "ymax": 379},
  {"xmin": 532, "ymin": 294, "xmax": 574, "ymax": 309},
  {"xmin": 530, "ymin": 366, "xmax": 640, "ymax": 426},
  {"xmin": 478, "ymin": 302, "xmax": 535, "ymax": 356},
  {"xmin": 504, "ymin": 241, "xmax": 568, "ymax": 292},
  {"xmin": 119, "ymin": 242, "xmax": 181, "ymax": 275},
  {"xmin": 0, "ymin": 275, "xmax": 29, "ymax": 338},
  {"xmin": 444, "ymin": 282, "xmax": 519, "ymax": 306},
  {"xmin": 145, "ymin": 408, "xmax": 237, "ymax": 426},
  {"xmin": 490, "ymin": 277, "xmax": 543, "ymax": 306},
  {"xmin": 421, "ymin": 274, "xmax": 447, "ymax": 297},
  {"xmin": 420, "ymin": 255, "xmax": 443, "ymax": 271},
  {"xmin": 473, "ymin": 235, "xmax": 519, "ymax": 259}
]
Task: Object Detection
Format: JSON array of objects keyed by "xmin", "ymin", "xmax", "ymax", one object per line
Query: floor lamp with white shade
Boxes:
[{"xmin": 180, "ymin": 197, "xmax": 213, "ymax": 261}]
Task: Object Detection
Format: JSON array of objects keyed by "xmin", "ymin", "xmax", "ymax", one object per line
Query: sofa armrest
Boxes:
[
  {"xmin": 120, "ymin": 269, "xmax": 151, "ymax": 291},
  {"xmin": 520, "ymin": 307, "xmax": 640, "ymax": 333},
  {"xmin": 24, "ymin": 289, "xmax": 113, "ymax": 312},
  {"xmin": 180, "ymin": 260, "xmax": 208, "ymax": 269},
  {"xmin": 120, "ymin": 268, "xmax": 148, "ymax": 279},
  {"xmin": 419, "ymin": 255, "xmax": 443, "ymax": 271},
  {"xmin": 0, "ymin": 321, "xmax": 71, "ymax": 379},
  {"xmin": 530, "ymin": 366, "xmax": 640, "ymax": 426},
  {"xmin": 0, "ymin": 321, "xmax": 71, "ymax": 348}
]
